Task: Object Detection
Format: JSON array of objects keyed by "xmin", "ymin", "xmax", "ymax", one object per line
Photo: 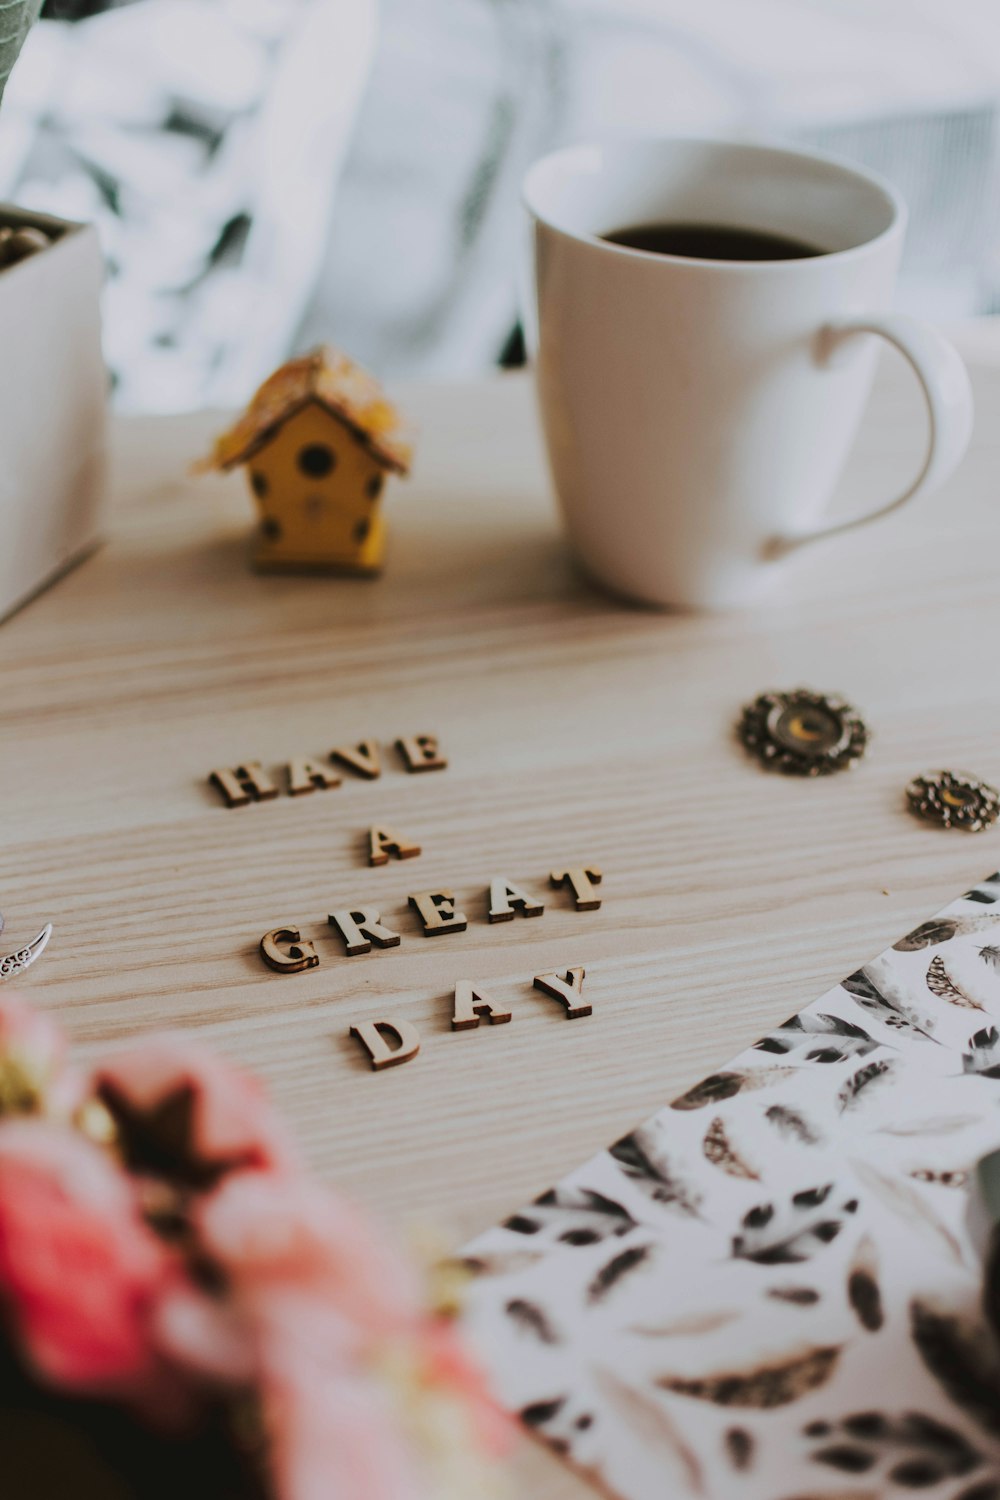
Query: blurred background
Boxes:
[{"xmin": 5, "ymin": 0, "xmax": 1000, "ymax": 411}]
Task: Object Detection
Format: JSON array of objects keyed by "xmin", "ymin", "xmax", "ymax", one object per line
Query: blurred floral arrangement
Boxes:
[{"xmin": 0, "ymin": 995, "xmax": 508, "ymax": 1500}]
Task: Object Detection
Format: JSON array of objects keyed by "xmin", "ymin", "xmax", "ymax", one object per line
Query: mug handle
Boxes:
[{"xmin": 768, "ymin": 313, "xmax": 974, "ymax": 557}]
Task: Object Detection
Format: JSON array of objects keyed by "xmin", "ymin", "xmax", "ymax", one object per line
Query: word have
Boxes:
[
  {"xmin": 209, "ymin": 733, "xmax": 447, "ymax": 808},
  {"xmin": 259, "ymin": 866, "xmax": 603, "ymax": 971},
  {"xmin": 351, "ymin": 968, "xmax": 590, "ymax": 1071}
]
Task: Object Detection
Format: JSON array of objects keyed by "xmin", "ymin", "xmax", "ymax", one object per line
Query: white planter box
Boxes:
[{"xmin": 0, "ymin": 206, "xmax": 107, "ymax": 621}]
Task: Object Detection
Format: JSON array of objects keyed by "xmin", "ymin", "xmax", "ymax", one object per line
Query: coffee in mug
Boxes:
[
  {"xmin": 522, "ymin": 138, "xmax": 973, "ymax": 610},
  {"xmin": 601, "ymin": 221, "xmax": 824, "ymax": 262}
]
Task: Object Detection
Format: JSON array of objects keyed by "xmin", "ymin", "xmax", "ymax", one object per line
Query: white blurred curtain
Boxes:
[
  {"xmin": 301, "ymin": 0, "xmax": 1000, "ymax": 377},
  {"xmin": 2, "ymin": 0, "xmax": 1000, "ymax": 407},
  {"xmin": 0, "ymin": 0, "xmax": 377, "ymax": 409}
]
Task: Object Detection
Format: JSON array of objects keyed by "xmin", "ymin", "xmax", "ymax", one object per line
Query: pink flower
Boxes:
[
  {"xmin": 91, "ymin": 1035, "xmax": 299, "ymax": 1189},
  {"xmin": 184, "ymin": 1175, "xmax": 509, "ymax": 1498},
  {"xmin": 416, "ymin": 1318, "xmax": 512, "ymax": 1458},
  {"xmin": 0, "ymin": 1121, "xmax": 173, "ymax": 1395},
  {"xmin": 262, "ymin": 1350, "xmax": 422, "ymax": 1500},
  {"xmin": 196, "ymin": 1173, "xmax": 421, "ymax": 1338},
  {"xmin": 0, "ymin": 994, "xmax": 81, "ymax": 1120}
]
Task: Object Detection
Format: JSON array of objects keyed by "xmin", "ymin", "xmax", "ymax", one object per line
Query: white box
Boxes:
[{"xmin": 0, "ymin": 206, "xmax": 107, "ymax": 621}]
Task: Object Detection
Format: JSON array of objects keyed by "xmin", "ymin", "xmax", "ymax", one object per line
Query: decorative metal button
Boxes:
[
  {"xmin": 905, "ymin": 770, "xmax": 1000, "ymax": 832},
  {"xmin": 738, "ymin": 689, "xmax": 869, "ymax": 776}
]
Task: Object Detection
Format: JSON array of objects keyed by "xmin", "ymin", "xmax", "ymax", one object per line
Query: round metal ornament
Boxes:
[
  {"xmin": 905, "ymin": 770, "xmax": 1000, "ymax": 832},
  {"xmin": 737, "ymin": 689, "xmax": 869, "ymax": 776}
]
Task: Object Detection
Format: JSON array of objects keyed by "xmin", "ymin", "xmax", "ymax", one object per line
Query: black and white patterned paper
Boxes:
[{"xmin": 462, "ymin": 875, "xmax": 1000, "ymax": 1499}]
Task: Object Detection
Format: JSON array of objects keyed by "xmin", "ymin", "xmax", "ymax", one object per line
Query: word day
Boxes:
[
  {"xmin": 351, "ymin": 969, "xmax": 590, "ymax": 1072},
  {"xmin": 258, "ymin": 866, "xmax": 603, "ymax": 970},
  {"xmin": 209, "ymin": 732, "xmax": 447, "ymax": 807}
]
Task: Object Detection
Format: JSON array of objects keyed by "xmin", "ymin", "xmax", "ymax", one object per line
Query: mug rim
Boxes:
[{"xmin": 522, "ymin": 135, "xmax": 907, "ymax": 270}]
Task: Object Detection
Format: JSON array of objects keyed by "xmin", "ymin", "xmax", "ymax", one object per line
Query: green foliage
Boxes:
[{"xmin": 0, "ymin": 0, "xmax": 42, "ymax": 109}]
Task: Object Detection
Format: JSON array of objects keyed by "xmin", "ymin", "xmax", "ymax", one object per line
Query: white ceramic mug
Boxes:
[{"xmin": 523, "ymin": 138, "xmax": 974, "ymax": 610}]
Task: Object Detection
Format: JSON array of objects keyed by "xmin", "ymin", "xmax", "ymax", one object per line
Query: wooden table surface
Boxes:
[{"xmin": 3, "ymin": 334, "xmax": 1000, "ymax": 1495}]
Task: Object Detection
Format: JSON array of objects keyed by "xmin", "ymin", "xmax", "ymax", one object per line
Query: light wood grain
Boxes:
[{"xmin": 1, "ymin": 335, "xmax": 1000, "ymax": 1497}]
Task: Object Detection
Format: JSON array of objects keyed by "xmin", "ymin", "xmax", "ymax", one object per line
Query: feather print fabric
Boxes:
[{"xmin": 461, "ymin": 875, "xmax": 1000, "ymax": 1499}]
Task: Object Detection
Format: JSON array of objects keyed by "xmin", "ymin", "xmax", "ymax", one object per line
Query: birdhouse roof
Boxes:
[{"xmin": 204, "ymin": 347, "xmax": 413, "ymax": 475}]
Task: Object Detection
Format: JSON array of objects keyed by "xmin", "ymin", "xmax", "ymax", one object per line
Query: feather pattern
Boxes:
[
  {"xmin": 460, "ymin": 877, "xmax": 1000, "ymax": 1499},
  {"xmin": 962, "ymin": 1026, "xmax": 1000, "ymax": 1078},
  {"xmin": 926, "ymin": 955, "xmax": 984, "ymax": 1010},
  {"xmin": 723, "ymin": 1428, "xmax": 754, "ymax": 1471},
  {"xmin": 837, "ymin": 1059, "xmax": 894, "ymax": 1112},
  {"xmin": 896, "ymin": 912, "xmax": 1000, "ymax": 948},
  {"xmin": 849, "ymin": 1160, "xmax": 965, "ymax": 1265},
  {"xmin": 703, "ymin": 1116, "xmax": 759, "ymax": 1179},
  {"xmin": 587, "ymin": 1243, "xmax": 652, "ymax": 1304},
  {"xmin": 629, "ymin": 1309, "xmax": 742, "ymax": 1338},
  {"xmin": 755, "ymin": 1011, "xmax": 879, "ymax": 1064},
  {"xmin": 841, "ymin": 968, "xmax": 938, "ymax": 1042},
  {"xmin": 732, "ymin": 1184, "xmax": 858, "ymax": 1264},
  {"xmin": 910, "ymin": 1299, "xmax": 1000, "ymax": 1438},
  {"xmin": 671, "ymin": 1066, "xmax": 798, "ymax": 1111},
  {"xmin": 655, "ymin": 1345, "xmax": 841, "ymax": 1408},
  {"xmin": 610, "ymin": 1130, "xmax": 701, "ymax": 1215},
  {"xmin": 505, "ymin": 1298, "xmax": 560, "ymax": 1344},
  {"xmin": 593, "ymin": 1367, "xmax": 706, "ymax": 1494},
  {"xmin": 804, "ymin": 1410, "xmax": 982, "ymax": 1487},
  {"xmin": 876, "ymin": 1115, "xmax": 981, "ymax": 1138},
  {"xmin": 847, "ymin": 1234, "xmax": 883, "ymax": 1332},
  {"xmin": 767, "ymin": 1286, "xmax": 820, "ymax": 1306},
  {"xmin": 462, "ymin": 1250, "xmax": 545, "ymax": 1277},
  {"xmin": 765, "ymin": 1104, "xmax": 823, "ymax": 1146}
]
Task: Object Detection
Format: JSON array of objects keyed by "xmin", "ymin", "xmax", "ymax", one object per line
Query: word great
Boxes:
[
  {"xmin": 209, "ymin": 733, "xmax": 446, "ymax": 807},
  {"xmin": 259, "ymin": 866, "xmax": 603, "ymax": 970},
  {"xmin": 351, "ymin": 968, "xmax": 590, "ymax": 1071}
]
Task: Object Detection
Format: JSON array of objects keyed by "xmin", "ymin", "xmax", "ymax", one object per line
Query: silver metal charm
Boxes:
[
  {"xmin": 738, "ymin": 689, "xmax": 869, "ymax": 776},
  {"xmin": 0, "ymin": 914, "xmax": 52, "ymax": 981},
  {"xmin": 905, "ymin": 771, "xmax": 1000, "ymax": 832}
]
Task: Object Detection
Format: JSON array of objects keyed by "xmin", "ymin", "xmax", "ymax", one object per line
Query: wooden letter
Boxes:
[
  {"xmin": 209, "ymin": 761, "xmax": 278, "ymax": 808},
  {"xmin": 350, "ymin": 1019, "xmax": 420, "ymax": 1071},
  {"xmin": 397, "ymin": 734, "xmax": 448, "ymax": 773},
  {"xmin": 331, "ymin": 740, "xmax": 381, "ymax": 780},
  {"xmin": 287, "ymin": 757, "xmax": 342, "ymax": 796},
  {"xmin": 452, "ymin": 980, "xmax": 512, "ymax": 1031},
  {"xmin": 488, "ymin": 876, "xmax": 544, "ymax": 923},
  {"xmin": 408, "ymin": 889, "xmax": 467, "ymax": 936},
  {"xmin": 533, "ymin": 967, "xmax": 590, "ymax": 1018},
  {"xmin": 328, "ymin": 908, "xmax": 402, "ymax": 956},
  {"xmin": 369, "ymin": 824, "xmax": 421, "ymax": 866},
  {"xmin": 259, "ymin": 927, "xmax": 319, "ymax": 974},
  {"xmin": 550, "ymin": 866, "xmax": 604, "ymax": 911}
]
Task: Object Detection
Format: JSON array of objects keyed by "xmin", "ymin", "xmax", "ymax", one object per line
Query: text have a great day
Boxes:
[{"xmin": 206, "ymin": 731, "xmax": 603, "ymax": 1071}]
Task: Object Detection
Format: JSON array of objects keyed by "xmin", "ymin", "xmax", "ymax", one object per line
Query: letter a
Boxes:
[
  {"xmin": 369, "ymin": 824, "xmax": 421, "ymax": 866},
  {"xmin": 452, "ymin": 980, "xmax": 512, "ymax": 1031},
  {"xmin": 488, "ymin": 876, "xmax": 544, "ymax": 923},
  {"xmin": 287, "ymin": 758, "xmax": 341, "ymax": 796}
]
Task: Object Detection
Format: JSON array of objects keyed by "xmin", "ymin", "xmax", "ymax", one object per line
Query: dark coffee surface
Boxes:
[{"xmin": 601, "ymin": 220, "xmax": 825, "ymax": 261}]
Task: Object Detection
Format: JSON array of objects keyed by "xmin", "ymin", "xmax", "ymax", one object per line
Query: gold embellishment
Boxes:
[
  {"xmin": 737, "ymin": 690, "xmax": 869, "ymax": 776},
  {"xmin": 905, "ymin": 770, "xmax": 1000, "ymax": 831}
]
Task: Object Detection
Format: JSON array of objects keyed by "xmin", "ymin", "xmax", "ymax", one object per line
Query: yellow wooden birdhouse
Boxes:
[{"xmin": 203, "ymin": 346, "xmax": 413, "ymax": 574}]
